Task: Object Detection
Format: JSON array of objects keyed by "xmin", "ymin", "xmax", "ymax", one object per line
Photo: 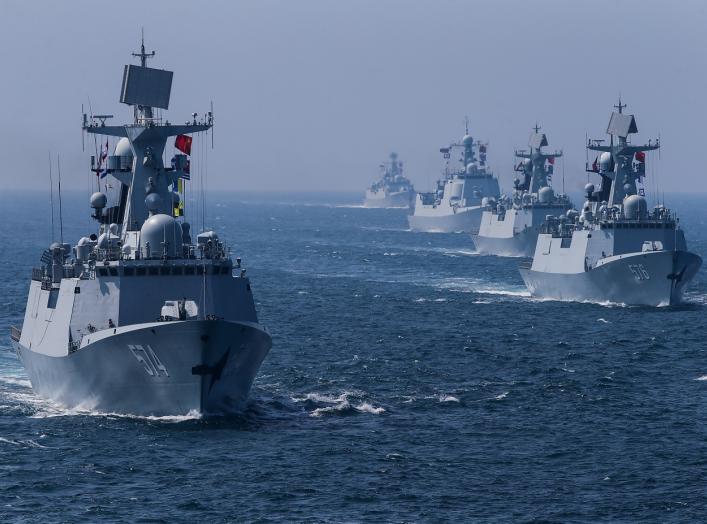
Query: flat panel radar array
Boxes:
[{"xmin": 120, "ymin": 65, "xmax": 173, "ymax": 109}]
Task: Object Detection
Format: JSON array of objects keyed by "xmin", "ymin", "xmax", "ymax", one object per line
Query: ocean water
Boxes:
[{"xmin": 1, "ymin": 191, "xmax": 707, "ymax": 523}]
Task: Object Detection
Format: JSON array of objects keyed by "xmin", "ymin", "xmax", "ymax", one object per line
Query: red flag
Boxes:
[
  {"xmin": 635, "ymin": 151, "xmax": 646, "ymax": 162},
  {"xmin": 175, "ymin": 134, "xmax": 192, "ymax": 155},
  {"xmin": 591, "ymin": 158, "xmax": 598, "ymax": 172},
  {"xmin": 547, "ymin": 156, "xmax": 555, "ymax": 165}
]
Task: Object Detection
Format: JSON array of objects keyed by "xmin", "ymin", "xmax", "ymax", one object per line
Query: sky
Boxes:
[{"xmin": 0, "ymin": 0, "xmax": 705, "ymax": 195}]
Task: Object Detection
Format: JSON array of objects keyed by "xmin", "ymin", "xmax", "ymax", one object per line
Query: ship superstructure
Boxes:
[
  {"xmin": 364, "ymin": 152, "xmax": 415, "ymax": 208},
  {"xmin": 473, "ymin": 126, "xmax": 572, "ymax": 256},
  {"xmin": 408, "ymin": 121, "xmax": 500, "ymax": 232},
  {"xmin": 520, "ymin": 101, "xmax": 701, "ymax": 305},
  {"xmin": 10, "ymin": 40, "xmax": 272, "ymax": 415}
]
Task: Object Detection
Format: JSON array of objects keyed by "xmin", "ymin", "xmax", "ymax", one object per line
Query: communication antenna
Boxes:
[
  {"xmin": 48, "ymin": 152, "xmax": 55, "ymax": 241},
  {"xmin": 210, "ymin": 101, "xmax": 214, "ymax": 149},
  {"xmin": 57, "ymin": 154, "xmax": 64, "ymax": 244},
  {"xmin": 561, "ymin": 152, "xmax": 565, "ymax": 194}
]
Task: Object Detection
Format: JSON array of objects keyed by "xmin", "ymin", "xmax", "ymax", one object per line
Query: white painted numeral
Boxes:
[
  {"xmin": 128, "ymin": 344, "xmax": 169, "ymax": 377},
  {"xmin": 628, "ymin": 264, "xmax": 650, "ymax": 281}
]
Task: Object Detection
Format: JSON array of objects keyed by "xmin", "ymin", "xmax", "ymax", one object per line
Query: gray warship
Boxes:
[
  {"xmin": 9, "ymin": 40, "xmax": 272, "ymax": 416},
  {"xmin": 408, "ymin": 121, "xmax": 500, "ymax": 233},
  {"xmin": 473, "ymin": 126, "xmax": 572, "ymax": 257},
  {"xmin": 364, "ymin": 152, "xmax": 415, "ymax": 208},
  {"xmin": 520, "ymin": 101, "xmax": 702, "ymax": 306}
]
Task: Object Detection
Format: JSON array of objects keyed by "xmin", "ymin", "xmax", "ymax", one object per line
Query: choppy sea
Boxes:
[{"xmin": 1, "ymin": 191, "xmax": 707, "ymax": 522}]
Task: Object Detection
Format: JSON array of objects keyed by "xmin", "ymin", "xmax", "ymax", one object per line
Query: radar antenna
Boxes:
[
  {"xmin": 614, "ymin": 96, "xmax": 626, "ymax": 114},
  {"xmin": 132, "ymin": 29, "xmax": 155, "ymax": 67}
]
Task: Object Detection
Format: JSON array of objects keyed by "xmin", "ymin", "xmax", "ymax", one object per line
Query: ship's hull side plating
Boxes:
[
  {"xmin": 14, "ymin": 320, "xmax": 271, "ymax": 416},
  {"xmin": 520, "ymin": 250, "xmax": 702, "ymax": 306},
  {"xmin": 472, "ymin": 226, "xmax": 539, "ymax": 257},
  {"xmin": 364, "ymin": 190, "xmax": 414, "ymax": 208},
  {"xmin": 408, "ymin": 206, "xmax": 483, "ymax": 233}
]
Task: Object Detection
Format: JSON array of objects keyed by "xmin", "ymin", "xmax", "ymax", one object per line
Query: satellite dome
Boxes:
[
  {"xmin": 623, "ymin": 194, "xmax": 648, "ymax": 220},
  {"xmin": 566, "ymin": 209, "xmax": 579, "ymax": 221},
  {"xmin": 389, "ymin": 152, "xmax": 398, "ymax": 159},
  {"xmin": 140, "ymin": 214, "xmax": 183, "ymax": 259},
  {"xmin": 462, "ymin": 134, "xmax": 473, "ymax": 146},
  {"xmin": 145, "ymin": 193, "xmax": 163, "ymax": 214},
  {"xmin": 584, "ymin": 183, "xmax": 595, "ymax": 196},
  {"xmin": 599, "ymin": 152, "xmax": 613, "ymax": 172},
  {"xmin": 90, "ymin": 192, "xmax": 107, "ymax": 209},
  {"xmin": 538, "ymin": 186, "xmax": 554, "ymax": 204},
  {"xmin": 466, "ymin": 163, "xmax": 477, "ymax": 174},
  {"xmin": 623, "ymin": 183, "xmax": 632, "ymax": 194},
  {"xmin": 109, "ymin": 223, "xmax": 119, "ymax": 236},
  {"xmin": 481, "ymin": 197, "xmax": 490, "ymax": 207},
  {"xmin": 114, "ymin": 137, "xmax": 133, "ymax": 157}
]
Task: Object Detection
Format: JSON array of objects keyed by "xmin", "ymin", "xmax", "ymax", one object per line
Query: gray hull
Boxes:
[
  {"xmin": 472, "ymin": 227, "xmax": 539, "ymax": 257},
  {"xmin": 408, "ymin": 207, "xmax": 482, "ymax": 233},
  {"xmin": 364, "ymin": 191, "xmax": 414, "ymax": 209},
  {"xmin": 520, "ymin": 250, "xmax": 702, "ymax": 306},
  {"xmin": 13, "ymin": 320, "xmax": 271, "ymax": 416}
]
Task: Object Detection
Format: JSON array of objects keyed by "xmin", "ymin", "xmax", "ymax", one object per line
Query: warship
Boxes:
[
  {"xmin": 363, "ymin": 152, "xmax": 415, "ymax": 208},
  {"xmin": 520, "ymin": 101, "xmax": 701, "ymax": 306},
  {"xmin": 9, "ymin": 39, "xmax": 272, "ymax": 416},
  {"xmin": 472, "ymin": 126, "xmax": 572, "ymax": 257},
  {"xmin": 408, "ymin": 121, "xmax": 500, "ymax": 232}
]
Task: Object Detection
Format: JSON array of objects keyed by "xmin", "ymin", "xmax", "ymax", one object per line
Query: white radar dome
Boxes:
[
  {"xmin": 538, "ymin": 186, "xmax": 554, "ymax": 204},
  {"xmin": 599, "ymin": 152, "xmax": 613, "ymax": 172},
  {"xmin": 462, "ymin": 134, "xmax": 473, "ymax": 146},
  {"xmin": 140, "ymin": 214, "xmax": 183, "ymax": 259},
  {"xmin": 145, "ymin": 193, "xmax": 163, "ymax": 213},
  {"xmin": 114, "ymin": 137, "xmax": 133, "ymax": 157},
  {"xmin": 623, "ymin": 194, "xmax": 648, "ymax": 220},
  {"xmin": 90, "ymin": 192, "xmax": 107, "ymax": 209}
]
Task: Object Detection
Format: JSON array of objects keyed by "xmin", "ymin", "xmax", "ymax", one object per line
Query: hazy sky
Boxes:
[{"xmin": 1, "ymin": 0, "xmax": 705, "ymax": 194}]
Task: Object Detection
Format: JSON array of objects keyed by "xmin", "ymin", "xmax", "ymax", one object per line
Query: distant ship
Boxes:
[
  {"xmin": 364, "ymin": 152, "xmax": 415, "ymax": 208},
  {"xmin": 520, "ymin": 100, "xmax": 702, "ymax": 306},
  {"xmin": 10, "ymin": 39, "xmax": 272, "ymax": 415},
  {"xmin": 408, "ymin": 121, "xmax": 500, "ymax": 232},
  {"xmin": 472, "ymin": 126, "xmax": 572, "ymax": 256}
]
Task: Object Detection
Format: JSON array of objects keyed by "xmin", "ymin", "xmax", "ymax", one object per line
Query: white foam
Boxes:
[
  {"xmin": 437, "ymin": 395, "xmax": 460, "ymax": 403},
  {"xmin": 355, "ymin": 402, "xmax": 385, "ymax": 415},
  {"xmin": 695, "ymin": 375, "xmax": 707, "ymax": 381},
  {"xmin": 494, "ymin": 392, "xmax": 509, "ymax": 400}
]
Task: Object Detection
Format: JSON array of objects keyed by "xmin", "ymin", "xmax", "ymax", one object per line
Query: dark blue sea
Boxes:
[{"xmin": 1, "ymin": 191, "xmax": 707, "ymax": 523}]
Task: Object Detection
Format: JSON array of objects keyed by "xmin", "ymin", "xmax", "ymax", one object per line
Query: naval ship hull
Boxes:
[
  {"xmin": 408, "ymin": 206, "xmax": 483, "ymax": 233},
  {"xmin": 520, "ymin": 250, "xmax": 702, "ymax": 306},
  {"xmin": 13, "ymin": 319, "xmax": 271, "ymax": 416},
  {"xmin": 364, "ymin": 190, "xmax": 414, "ymax": 208},
  {"xmin": 472, "ymin": 227, "xmax": 539, "ymax": 257}
]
